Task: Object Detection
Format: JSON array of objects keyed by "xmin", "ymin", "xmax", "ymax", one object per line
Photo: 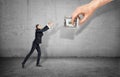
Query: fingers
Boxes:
[
  {"xmin": 79, "ymin": 15, "xmax": 88, "ymax": 24},
  {"xmin": 72, "ymin": 13, "xmax": 89, "ymax": 25},
  {"xmin": 71, "ymin": 13, "xmax": 78, "ymax": 25},
  {"xmin": 77, "ymin": 16, "xmax": 81, "ymax": 25},
  {"xmin": 72, "ymin": 12, "xmax": 87, "ymax": 25},
  {"xmin": 48, "ymin": 21, "xmax": 54, "ymax": 26},
  {"xmin": 50, "ymin": 22, "xmax": 54, "ymax": 26},
  {"xmin": 72, "ymin": 7, "xmax": 83, "ymax": 25}
]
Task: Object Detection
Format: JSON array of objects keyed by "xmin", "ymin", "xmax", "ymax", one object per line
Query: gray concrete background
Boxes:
[{"xmin": 0, "ymin": 0, "xmax": 120, "ymax": 57}]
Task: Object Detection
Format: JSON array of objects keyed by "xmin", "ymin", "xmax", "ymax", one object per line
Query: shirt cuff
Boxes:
[{"xmin": 47, "ymin": 24, "xmax": 51, "ymax": 28}]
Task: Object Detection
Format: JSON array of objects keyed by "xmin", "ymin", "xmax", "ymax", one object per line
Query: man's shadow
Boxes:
[{"xmin": 40, "ymin": 23, "xmax": 61, "ymax": 64}]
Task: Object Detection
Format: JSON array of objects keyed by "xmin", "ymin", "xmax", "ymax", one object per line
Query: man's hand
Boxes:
[
  {"xmin": 47, "ymin": 21, "xmax": 54, "ymax": 27},
  {"xmin": 72, "ymin": 0, "xmax": 113, "ymax": 25}
]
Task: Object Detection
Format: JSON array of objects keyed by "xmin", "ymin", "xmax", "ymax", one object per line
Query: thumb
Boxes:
[{"xmin": 80, "ymin": 15, "xmax": 88, "ymax": 24}]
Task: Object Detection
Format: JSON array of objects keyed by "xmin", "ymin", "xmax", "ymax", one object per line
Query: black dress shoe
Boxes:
[
  {"xmin": 22, "ymin": 63, "xmax": 25, "ymax": 68},
  {"xmin": 36, "ymin": 64, "xmax": 42, "ymax": 67}
]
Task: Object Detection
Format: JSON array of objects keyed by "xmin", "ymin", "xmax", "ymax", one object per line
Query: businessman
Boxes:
[{"xmin": 22, "ymin": 22, "xmax": 53, "ymax": 68}]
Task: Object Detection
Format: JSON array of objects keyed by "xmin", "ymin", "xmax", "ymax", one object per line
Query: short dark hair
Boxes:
[{"xmin": 36, "ymin": 24, "xmax": 39, "ymax": 28}]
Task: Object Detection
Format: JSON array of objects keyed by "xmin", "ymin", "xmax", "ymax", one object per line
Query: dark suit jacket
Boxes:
[{"xmin": 34, "ymin": 25, "xmax": 49, "ymax": 44}]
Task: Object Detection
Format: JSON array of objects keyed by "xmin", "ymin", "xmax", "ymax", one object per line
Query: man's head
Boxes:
[{"xmin": 36, "ymin": 24, "xmax": 42, "ymax": 29}]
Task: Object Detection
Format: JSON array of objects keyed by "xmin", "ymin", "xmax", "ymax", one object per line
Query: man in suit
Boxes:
[{"xmin": 22, "ymin": 22, "xmax": 53, "ymax": 68}]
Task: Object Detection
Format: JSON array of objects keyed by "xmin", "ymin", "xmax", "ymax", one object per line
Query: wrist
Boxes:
[
  {"xmin": 88, "ymin": 0, "xmax": 100, "ymax": 11},
  {"xmin": 89, "ymin": 0, "xmax": 113, "ymax": 10}
]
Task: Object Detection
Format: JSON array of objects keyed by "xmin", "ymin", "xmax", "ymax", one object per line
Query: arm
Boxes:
[
  {"xmin": 36, "ymin": 22, "xmax": 54, "ymax": 32},
  {"xmin": 91, "ymin": 0, "xmax": 113, "ymax": 9},
  {"xmin": 40, "ymin": 25, "xmax": 49, "ymax": 32},
  {"xmin": 72, "ymin": 0, "xmax": 113, "ymax": 25},
  {"xmin": 36, "ymin": 25, "xmax": 49, "ymax": 32}
]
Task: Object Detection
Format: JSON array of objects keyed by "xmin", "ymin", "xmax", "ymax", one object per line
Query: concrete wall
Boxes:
[{"xmin": 0, "ymin": 0, "xmax": 120, "ymax": 57}]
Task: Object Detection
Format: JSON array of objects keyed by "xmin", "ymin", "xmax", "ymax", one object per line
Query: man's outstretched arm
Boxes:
[
  {"xmin": 72, "ymin": 0, "xmax": 113, "ymax": 25},
  {"xmin": 36, "ymin": 22, "xmax": 54, "ymax": 32}
]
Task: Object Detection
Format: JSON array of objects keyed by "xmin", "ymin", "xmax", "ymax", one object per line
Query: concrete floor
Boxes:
[{"xmin": 0, "ymin": 58, "xmax": 119, "ymax": 77}]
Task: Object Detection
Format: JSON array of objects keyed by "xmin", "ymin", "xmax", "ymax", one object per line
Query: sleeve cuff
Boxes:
[{"xmin": 47, "ymin": 24, "xmax": 51, "ymax": 28}]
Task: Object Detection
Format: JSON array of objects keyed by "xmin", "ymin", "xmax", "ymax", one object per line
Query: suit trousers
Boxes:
[{"xmin": 22, "ymin": 41, "xmax": 41, "ymax": 65}]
